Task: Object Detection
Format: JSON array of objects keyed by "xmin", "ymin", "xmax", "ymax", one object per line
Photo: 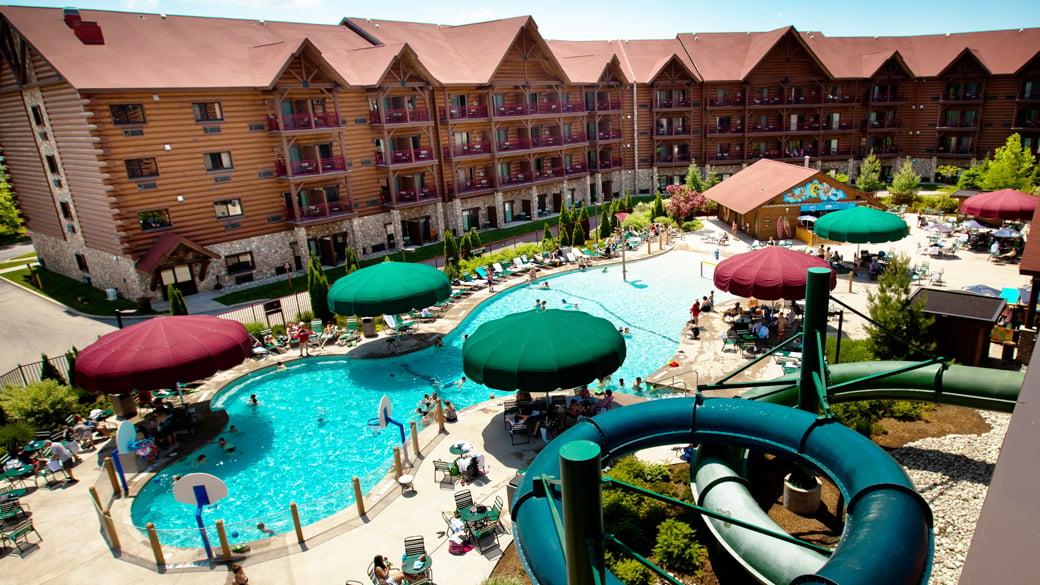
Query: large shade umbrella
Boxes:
[
  {"xmin": 960, "ymin": 189, "xmax": 1036, "ymax": 220},
  {"xmin": 991, "ymin": 227, "xmax": 1023, "ymax": 239},
  {"xmin": 927, "ymin": 223, "xmax": 954, "ymax": 234},
  {"xmin": 75, "ymin": 316, "xmax": 252, "ymax": 394},
  {"xmin": 327, "ymin": 261, "xmax": 451, "ymax": 317},
  {"xmin": 961, "ymin": 284, "xmax": 1002, "ymax": 297},
  {"xmin": 796, "ymin": 215, "xmax": 818, "ymax": 223},
  {"xmin": 814, "ymin": 206, "xmax": 909, "ymax": 244},
  {"xmin": 713, "ymin": 247, "xmax": 836, "ymax": 300},
  {"xmin": 963, "ymin": 219, "xmax": 995, "ymax": 231},
  {"xmin": 462, "ymin": 309, "xmax": 626, "ymax": 393}
]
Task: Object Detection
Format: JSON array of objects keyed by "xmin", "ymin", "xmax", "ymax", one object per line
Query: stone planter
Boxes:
[{"xmin": 783, "ymin": 473, "xmax": 822, "ymax": 515}]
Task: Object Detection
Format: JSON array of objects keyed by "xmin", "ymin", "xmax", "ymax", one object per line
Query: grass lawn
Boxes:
[
  {"xmin": 0, "ymin": 255, "xmax": 36, "ymax": 271},
  {"xmin": 2, "ymin": 266, "xmax": 142, "ymax": 313}
]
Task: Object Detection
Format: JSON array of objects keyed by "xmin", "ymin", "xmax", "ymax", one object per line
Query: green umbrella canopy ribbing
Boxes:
[
  {"xmin": 813, "ymin": 205, "xmax": 909, "ymax": 244},
  {"xmin": 327, "ymin": 261, "xmax": 452, "ymax": 317},
  {"xmin": 462, "ymin": 309, "xmax": 627, "ymax": 392}
]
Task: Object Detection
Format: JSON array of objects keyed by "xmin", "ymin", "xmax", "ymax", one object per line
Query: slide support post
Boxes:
[
  {"xmin": 560, "ymin": 440, "xmax": 605, "ymax": 585},
  {"xmin": 798, "ymin": 268, "xmax": 831, "ymax": 414}
]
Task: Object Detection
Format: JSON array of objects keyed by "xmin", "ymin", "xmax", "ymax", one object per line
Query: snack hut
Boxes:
[{"xmin": 704, "ymin": 159, "xmax": 884, "ymax": 243}]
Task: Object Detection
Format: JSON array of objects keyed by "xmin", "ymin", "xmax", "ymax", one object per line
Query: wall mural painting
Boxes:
[{"xmin": 781, "ymin": 180, "xmax": 848, "ymax": 204}]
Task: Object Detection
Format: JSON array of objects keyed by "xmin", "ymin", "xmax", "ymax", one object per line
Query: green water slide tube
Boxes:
[{"xmin": 511, "ymin": 396, "xmax": 932, "ymax": 585}]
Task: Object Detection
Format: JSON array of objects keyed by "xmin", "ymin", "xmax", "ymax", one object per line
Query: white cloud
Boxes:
[
  {"xmin": 456, "ymin": 7, "xmax": 494, "ymax": 24},
  {"xmin": 124, "ymin": 0, "xmax": 161, "ymax": 10}
]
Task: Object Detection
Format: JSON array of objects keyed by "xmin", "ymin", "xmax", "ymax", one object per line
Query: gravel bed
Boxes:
[{"xmin": 889, "ymin": 410, "xmax": 1010, "ymax": 585}]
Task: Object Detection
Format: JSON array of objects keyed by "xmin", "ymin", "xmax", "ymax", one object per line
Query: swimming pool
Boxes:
[{"xmin": 131, "ymin": 253, "xmax": 730, "ymax": 546}]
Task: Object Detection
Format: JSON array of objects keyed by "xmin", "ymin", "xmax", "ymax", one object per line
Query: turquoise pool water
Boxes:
[{"xmin": 131, "ymin": 254, "xmax": 731, "ymax": 546}]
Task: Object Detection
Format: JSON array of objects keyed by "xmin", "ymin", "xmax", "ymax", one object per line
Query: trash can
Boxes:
[
  {"xmin": 105, "ymin": 288, "xmax": 119, "ymax": 301},
  {"xmin": 362, "ymin": 317, "xmax": 377, "ymax": 338},
  {"xmin": 506, "ymin": 470, "xmax": 525, "ymax": 514}
]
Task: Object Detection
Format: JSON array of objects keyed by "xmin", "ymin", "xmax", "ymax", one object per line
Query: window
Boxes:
[
  {"xmin": 203, "ymin": 152, "xmax": 233, "ymax": 171},
  {"xmin": 45, "ymin": 155, "xmax": 59, "ymax": 174},
  {"xmin": 59, "ymin": 201, "xmax": 72, "ymax": 219},
  {"xmin": 214, "ymin": 199, "xmax": 243, "ymax": 219},
  {"xmin": 138, "ymin": 209, "xmax": 172, "ymax": 231},
  {"xmin": 225, "ymin": 252, "xmax": 255, "ymax": 274},
  {"xmin": 192, "ymin": 102, "xmax": 223, "ymax": 122},
  {"xmin": 31, "ymin": 105, "xmax": 44, "ymax": 126},
  {"xmin": 74, "ymin": 253, "xmax": 89, "ymax": 272},
  {"xmin": 110, "ymin": 104, "xmax": 146, "ymax": 125},
  {"xmin": 125, "ymin": 157, "xmax": 159, "ymax": 179}
]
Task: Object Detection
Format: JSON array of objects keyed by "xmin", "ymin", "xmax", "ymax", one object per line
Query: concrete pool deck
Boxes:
[{"xmin": 2, "ymin": 213, "xmax": 1028, "ymax": 583}]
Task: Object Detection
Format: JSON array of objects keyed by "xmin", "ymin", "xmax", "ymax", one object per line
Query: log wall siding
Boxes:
[{"xmin": 0, "ymin": 92, "xmax": 61, "ymax": 237}]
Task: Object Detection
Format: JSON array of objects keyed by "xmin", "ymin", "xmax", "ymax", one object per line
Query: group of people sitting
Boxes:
[{"xmin": 507, "ymin": 387, "xmax": 617, "ymax": 442}]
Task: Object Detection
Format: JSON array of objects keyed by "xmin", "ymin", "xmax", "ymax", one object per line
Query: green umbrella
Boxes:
[
  {"xmin": 462, "ymin": 309, "xmax": 627, "ymax": 392},
  {"xmin": 813, "ymin": 205, "xmax": 908, "ymax": 244},
  {"xmin": 327, "ymin": 261, "xmax": 452, "ymax": 317}
]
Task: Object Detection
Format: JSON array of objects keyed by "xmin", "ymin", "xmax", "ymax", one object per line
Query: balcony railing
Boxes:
[
  {"xmin": 824, "ymin": 94, "xmax": 856, "ymax": 103},
  {"xmin": 267, "ymin": 112, "xmax": 341, "ymax": 132},
  {"xmin": 441, "ymin": 105, "xmax": 490, "ymax": 120},
  {"xmin": 275, "ymin": 157, "xmax": 348, "ymax": 178},
  {"xmin": 783, "ymin": 95, "xmax": 823, "ymax": 105},
  {"xmin": 937, "ymin": 120, "xmax": 979, "ymax": 130},
  {"xmin": 655, "ymin": 99, "xmax": 692, "ymax": 109},
  {"xmin": 589, "ymin": 100, "xmax": 622, "ymax": 112},
  {"xmin": 867, "ymin": 94, "xmax": 906, "ymax": 103},
  {"xmin": 655, "ymin": 153, "xmax": 692, "ymax": 164},
  {"xmin": 821, "ymin": 121, "xmax": 853, "ymax": 131},
  {"xmin": 449, "ymin": 178, "xmax": 495, "ymax": 195},
  {"xmin": 655, "ymin": 127, "xmax": 691, "ymax": 136},
  {"xmin": 564, "ymin": 132, "xmax": 588, "ymax": 144},
  {"xmin": 863, "ymin": 119, "xmax": 903, "ymax": 130},
  {"xmin": 444, "ymin": 142, "xmax": 492, "ymax": 158},
  {"xmin": 1013, "ymin": 119, "xmax": 1040, "ymax": 128},
  {"xmin": 750, "ymin": 96, "xmax": 784, "ymax": 106},
  {"xmin": 937, "ymin": 146, "xmax": 975, "ymax": 156},
  {"xmin": 943, "ymin": 92, "xmax": 983, "ymax": 102},
  {"xmin": 708, "ymin": 152, "xmax": 738, "ymax": 162},
  {"xmin": 866, "ymin": 146, "xmax": 900, "ymax": 155},
  {"xmin": 383, "ymin": 186, "xmax": 439, "ymax": 206},
  {"xmin": 749, "ymin": 124, "xmax": 781, "ymax": 133},
  {"xmin": 498, "ymin": 172, "xmax": 531, "ymax": 187},
  {"xmin": 493, "ymin": 104, "xmax": 530, "ymax": 117},
  {"xmin": 370, "ymin": 108, "xmax": 431, "ymax": 125},
  {"xmin": 707, "ymin": 125, "xmax": 744, "ymax": 135},
  {"xmin": 533, "ymin": 167, "xmax": 566, "ymax": 182},
  {"xmin": 497, "ymin": 138, "xmax": 532, "ymax": 152},
  {"xmin": 820, "ymin": 149, "xmax": 852, "ymax": 158},
  {"xmin": 565, "ymin": 163, "xmax": 588, "ymax": 175},
  {"xmin": 284, "ymin": 200, "xmax": 355, "ymax": 223},
  {"xmin": 375, "ymin": 148, "xmax": 435, "ymax": 166},
  {"xmin": 1020, "ymin": 91, "xmax": 1040, "ymax": 101},
  {"xmin": 787, "ymin": 122, "xmax": 823, "ymax": 132},
  {"xmin": 598, "ymin": 157, "xmax": 622, "ymax": 170},
  {"xmin": 529, "ymin": 102, "xmax": 563, "ymax": 115},
  {"xmin": 708, "ymin": 97, "xmax": 746, "ymax": 107},
  {"xmin": 594, "ymin": 129, "xmax": 622, "ymax": 141}
]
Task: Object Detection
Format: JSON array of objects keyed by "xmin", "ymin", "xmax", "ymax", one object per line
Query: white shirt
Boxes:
[{"xmin": 50, "ymin": 442, "xmax": 72, "ymax": 462}]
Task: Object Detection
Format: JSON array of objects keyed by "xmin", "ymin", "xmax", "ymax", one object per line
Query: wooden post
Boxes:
[
  {"xmin": 103, "ymin": 457, "xmax": 121, "ymax": 496},
  {"xmin": 393, "ymin": 446, "xmax": 403, "ymax": 478},
  {"xmin": 290, "ymin": 502, "xmax": 305, "ymax": 543},
  {"xmin": 848, "ymin": 269, "xmax": 854, "ymax": 292},
  {"xmin": 353, "ymin": 477, "xmax": 366, "ymax": 516},
  {"xmin": 410, "ymin": 421, "xmax": 420, "ymax": 455},
  {"xmin": 435, "ymin": 398, "xmax": 445, "ymax": 432},
  {"xmin": 89, "ymin": 486, "xmax": 121, "ymax": 550},
  {"xmin": 146, "ymin": 522, "xmax": 165, "ymax": 567},
  {"xmin": 216, "ymin": 520, "xmax": 232, "ymax": 560}
]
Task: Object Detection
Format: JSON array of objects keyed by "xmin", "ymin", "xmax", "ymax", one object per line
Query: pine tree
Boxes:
[
  {"xmin": 0, "ymin": 162, "xmax": 22, "ymax": 238},
  {"xmin": 307, "ymin": 256, "xmax": 331, "ymax": 321},
  {"xmin": 167, "ymin": 284, "xmax": 188, "ymax": 315},
  {"xmin": 39, "ymin": 353, "xmax": 67, "ymax": 386},
  {"xmin": 559, "ymin": 221, "xmax": 572, "ymax": 247},
  {"xmin": 865, "ymin": 254, "xmax": 935, "ymax": 360},
  {"xmin": 459, "ymin": 232, "xmax": 472, "ymax": 259},
  {"xmin": 704, "ymin": 167, "xmax": 721, "ymax": 189},
  {"xmin": 855, "ymin": 150, "xmax": 884, "ymax": 192},
  {"xmin": 889, "ymin": 161, "xmax": 922, "ymax": 205},
  {"xmin": 599, "ymin": 204, "xmax": 612, "ymax": 239},
  {"xmin": 65, "ymin": 347, "xmax": 78, "ymax": 388},
  {"xmin": 684, "ymin": 162, "xmax": 705, "ymax": 192},
  {"xmin": 468, "ymin": 227, "xmax": 482, "ymax": 249},
  {"xmin": 342, "ymin": 246, "xmax": 360, "ymax": 274},
  {"xmin": 651, "ymin": 192, "xmax": 666, "ymax": 220},
  {"xmin": 542, "ymin": 224, "xmax": 554, "ymax": 248},
  {"xmin": 982, "ymin": 133, "xmax": 1038, "ymax": 191},
  {"xmin": 572, "ymin": 223, "xmax": 586, "ymax": 248}
]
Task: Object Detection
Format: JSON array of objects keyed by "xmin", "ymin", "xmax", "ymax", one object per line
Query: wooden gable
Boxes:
[
  {"xmin": 599, "ymin": 57, "xmax": 629, "ymax": 86},
  {"xmin": 745, "ymin": 30, "xmax": 830, "ymax": 82},
  {"xmin": 650, "ymin": 56, "xmax": 696, "ymax": 86},
  {"xmin": 273, "ymin": 44, "xmax": 343, "ymax": 89},
  {"xmin": 871, "ymin": 54, "xmax": 914, "ymax": 82},
  {"xmin": 940, "ymin": 49, "xmax": 992, "ymax": 79},
  {"xmin": 375, "ymin": 50, "xmax": 433, "ymax": 88},
  {"xmin": 490, "ymin": 24, "xmax": 566, "ymax": 86}
]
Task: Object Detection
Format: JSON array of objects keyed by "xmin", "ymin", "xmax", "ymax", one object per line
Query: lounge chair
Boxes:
[
  {"xmin": 512, "ymin": 257, "xmax": 532, "ymax": 272},
  {"xmin": 382, "ymin": 314, "xmax": 414, "ymax": 334},
  {"xmin": 474, "ymin": 266, "xmax": 489, "ymax": 280},
  {"xmin": 336, "ymin": 318, "xmax": 360, "ymax": 346},
  {"xmin": 492, "ymin": 262, "xmax": 515, "ymax": 277}
]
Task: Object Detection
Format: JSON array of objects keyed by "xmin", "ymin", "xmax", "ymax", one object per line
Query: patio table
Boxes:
[
  {"xmin": 459, "ymin": 505, "xmax": 492, "ymax": 527},
  {"xmin": 401, "ymin": 553, "xmax": 432, "ymax": 576},
  {"xmin": 22, "ymin": 441, "xmax": 45, "ymax": 453}
]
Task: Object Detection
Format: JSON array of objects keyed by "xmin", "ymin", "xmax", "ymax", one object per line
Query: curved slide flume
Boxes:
[{"xmin": 511, "ymin": 397, "xmax": 933, "ymax": 585}]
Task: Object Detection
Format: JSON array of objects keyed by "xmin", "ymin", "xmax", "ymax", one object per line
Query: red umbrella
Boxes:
[
  {"xmin": 713, "ymin": 247, "xmax": 836, "ymax": 300},
  {"xmin": 960, "ymin": 189, "xmax": 1037, "ymax": 220},
  {"xmin": 75, "ymin": 316, "xmax": 252, "ymax": 394}
]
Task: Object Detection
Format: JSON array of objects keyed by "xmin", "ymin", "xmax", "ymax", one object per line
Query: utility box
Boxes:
[
  {"xmin": 105, "ymin": 288, "xmax": 119, "ymax": 301},
  {"xmin": 362, "ymin": 317, "xmax": 377, "ymax": 338}
]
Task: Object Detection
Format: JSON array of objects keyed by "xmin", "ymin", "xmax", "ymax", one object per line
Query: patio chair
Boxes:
[
  {"xmin": 0, "ymin": 500, "xmax": 27, "ymax": 522},
  {"xmin": 720, "ymin": 330, "xmax": 740, "ymax": 352},
  {"xmin": 487, "ymin": 496, "xmax": 505, "ymax": 530},
  {"xmin": 404, "ymin": 535, "xmax": 426, "ymax": 557},
  {"xmin": 366, "ymin": 562, "xmax": 379, "ymax": 585},
  {"xmin": 470, "ymin": 521, "xmax": 499, "ymax": 553},
  {"xmin": 1, "ymin": 518, "xmax": 42, "ymax": 558},
  {"xmin": 509, "ymin": 422, "xmax": 530, "ymax": 445},
  {"xmin": 433, "ymin": 460, "xmax": 455, "ymax": 485},
  {"xmin": 336, "ymin": 318, "xmax": 360, "ymax": 346},
  {"xmin": 454, "ymin": 489, "xmax": 474, "ymax": 511}
]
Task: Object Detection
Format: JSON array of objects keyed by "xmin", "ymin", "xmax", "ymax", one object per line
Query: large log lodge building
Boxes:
[{"xmin": 0, "ymin": 6, "xmax": 1038, "ymax": 302}]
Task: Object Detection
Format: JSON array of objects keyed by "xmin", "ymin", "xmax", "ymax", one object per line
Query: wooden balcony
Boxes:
[
  {"xmin": 589, "ymin": 100, "xmax": 622, "ymax": 112},
  {"xmin": 597, "ymin": 157, "xmax": 622, "ymax": 170},
  {"xmin": 655, "ymin": 153, "xmax": 693, "ymax": 164},
  {"xmin": 532, "ymin": 167, "xmax": 566, "ymax": 182},
  {"xmin": 708, "ymin": 125, "xmax": 744, "ymax": 135},
  {"xmin": 375, "ymin": 148, "xmax": 435, "ymax": 166},
  {"xmin": 1012, "ymin": 119, "xmax": 1040, "ymax": 129},
  {"xmin": 708, "ymin": 153, "xmax": 738, "ymax": 162},
  {"xmin": 369, "ymin": 108, "xmax": 432, "ymax": 125},
  {"xmin": 748, "ymin": 124, "xmax": 781, "ymax": 134},
  {"xmin": 493, "ymin": 103, "xmax": 531, "ymax": 117},
  {"xmin": 866, "ymin": 146, "xmax": 900, "ymax": 156},
  {"xmin": 937, "ymin": 120, "xmax": 979, "ymax": 131},
  {"xmin": 862, "ymin": 119, "xmax": 903, "ymax": 130},
  {"xmin": 275, "ymin": 157, "xmax": 348, "ymax": 178},
  {"xmin": 708, "ymin": 97, "xmax": 746, "ymax": 107},
  {"xmin": 866, "ymin": 94, "xmax": 906, "ymax": 103},
  {"xmin": 284, "ymin": 200, "xmax": 355, "ymax": 224},
  {"xmin": 498, "ymin": 172, "xmax": 531, "ymax": 187},
  {"xmin": 1017, "ymin": 91, "xmax": 1040, "ymax": 102},
  {"xmin": 440, "ymin": 105, "xmax": 490, "ymax": 121},
  {"xmin": 449, "ymin": 178, "xmax": 495, "ymax": 196},
  {"xmin": 937, "ymin": 146, "xmax": 976, "ymax": 157},
  {"xmin": 782, "ymin": 95, "xmax": 823, "ymax": 105},
  {"xmin": 565, "ymin": 163, "xmax": 588, "ymax": 175},
  {"xmin": 444, "ymin": 142, "xmax": 493, "ymax": 158},
  {"xmin": 824, "ymin": 94, "xmax": 856, "ymax": 103},
  {"xmin": 267, "ymin": 112, "xmax": 342, "ymax": 132},
  {"xmin": 749, "ymin": 96, "xmax": 784, "ymax": 106},
  {"xmin": 821, "ymin": 121, "xmax": 854, "ymax": 131},
  {"xmin": 786, "ymin": 122, "xmax": 823, "ymax": 132},
  {"xmin": 382, "ymin": 186, "xmax": 439, "ymax": 207},
  {"xmin": 655, "ymin": 98, "xmax": 692, "ymax": 109},
  {"xmin": 820, "ymin": 149, "xmax": 853, "ymax": 158},
  {"xmin": 593, "ymin": 129, "xmax": 622, "ymax": 141},
  {"xmin": 655, "ymin": 127, "xmax": 691, "ymax": 137},
  {"xmin": 942, "ymin": 92, "xmax": 983, "ymax": 103},
  {"xmin": 564, "ymin": 132, "xmax": 588, "ymax": 144}
]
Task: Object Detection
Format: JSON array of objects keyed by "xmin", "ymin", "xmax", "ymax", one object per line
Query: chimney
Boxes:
[
  {"xmin": 63, "ymin": 7, "xmax": 82, "ymax": 28},
  {"xmin": 63, "ymin": 7, "xmax": 104, "ymax": 45}
]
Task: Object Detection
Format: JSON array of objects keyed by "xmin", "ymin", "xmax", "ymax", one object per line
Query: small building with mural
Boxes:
[{"xmin": 704, "ymin": 159, "xmax": 884, "ymax": 243}]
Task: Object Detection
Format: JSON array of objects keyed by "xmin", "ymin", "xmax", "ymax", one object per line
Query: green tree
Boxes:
[
  {"xmin": 541, "ymin": 224, "xmax": 554, "ymax": 247},
  {"xmin": 559, "ymin": 221, "xmax": 572, "ymax": 247},
  {"xmin": 650, "ymin": 192, "xmax": 666, "ymax": 220},
  {"xmin": 935, "ymin": 165, "xmax": 963, "ymax": 185},
  {"xmin": 557, "ymin": 209, "xmax": 569, "ymax": 244},
  {"xmin": 0, "ymin": 162, "xmax": 22, "ymax": 238},
  {"xmin": 704, "ymin": 167, "xmax": 721, "ymax": 190},
  {"xmin": 865, "ymin": 253, "xmax": 935, "ymax": 360},
  {"xmin": 443, "ymin": 230, "xmax": 460, "ymax": 281},
  {"xmin": 889, "ymin": 160, "xmax": 922, "ymax": 205},
  {"xmin": 982, "ymin": 133, "xmax": 1037, "ymax": 191},
  {"xmin": 571, "ymin": 223, "xmax": 585, "ymax": 248},
  {"xmin": 342, "ymin": 246, "xmax": 360, "ymax": 275},
  {"xmin": 957, "ymin": 161, "xmax": 989, "ymax": 190},
  {"xmin": 65, "ymin": 347, "xmax": 78, "ymax": 388},
  {"xmin": 599, "ymin": 204, "xmax": 613, "ymax": 239},
  {"xmin": 39, "ymin": 353, "xmax": 67, "ymax": 386},
  {"xmin": 468, "ymin": 227, "xmax": 482, "ymax": 250},
  {"xmin": 684, "ymin": 161, "xmax": 705, "ymax": 192},
  {"xmin": 167, "ymin": 285, "xmax": 188, "ymax": 315},
  {"xmin": 0, "ymin": 379, "xmax": 80, "ymax": 431},
  {"xmin": 652, "ymin": 518, "xmax": 709, "ymax": 574},
  {"xmin": 307, "ymin": 256, "xmax": 331, "ymax": 321},
  {"xmin": 855, "ymin": 150, "xmax": 884, "ymax": 192},
  {"xmin": 459, "ymin": 232, "xmax": 472, "ymax": 259}
]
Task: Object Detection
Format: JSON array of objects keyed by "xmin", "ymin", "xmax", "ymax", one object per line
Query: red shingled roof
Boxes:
[{"xmin": 702, "ymin": 159, "xmax": 820, "ymax": 215}]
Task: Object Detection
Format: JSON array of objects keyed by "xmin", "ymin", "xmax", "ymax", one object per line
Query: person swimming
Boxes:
[
  {"xmin": 248, "ymin": 394, "xmax": 258, "ymax": 406},
  {"xmin": 194, "ymin": 454, "xmax": 207, "ymax": 467}
]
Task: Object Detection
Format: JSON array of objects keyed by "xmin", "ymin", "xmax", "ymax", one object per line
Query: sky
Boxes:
[{"xmin": 9, "ymin": 0, "xmax": 1040, "ymax": 40}]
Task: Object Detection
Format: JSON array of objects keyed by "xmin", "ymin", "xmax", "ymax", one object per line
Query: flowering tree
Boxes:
[{"xmin": 664, "ymin": 184, "xmax": 706, "ymax": 224}]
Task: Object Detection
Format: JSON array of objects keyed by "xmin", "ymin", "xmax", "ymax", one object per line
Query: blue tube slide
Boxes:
[{"xmin": 512, "ymin": 397, "xmax": 932, "ymax": 585}]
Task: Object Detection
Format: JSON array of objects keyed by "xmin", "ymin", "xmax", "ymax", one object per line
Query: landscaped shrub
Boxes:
[
  {"xmin": 608, "ymin": 557, "xmax": 655, "ymax": 585},
  {"xmin": 294, "ymin": 310, "xmax": 315, "ymax": 324},
  {"xmin": 243, "ymin": 322, "xmax": 266, "ymax": 336},
  {"xmin": 0, "ymin": 380, "xmax": 80, "ymax": 430},
  {"xmin": 652, "ymin": 518, "xmax": 709, "ymax": 574},
  {"xmin": 0, "ymin": 421, "xmax": 35, "ymax": 455},
  {"xmin": 681, "ymin": 220, "xmax": 704, "ymax": 232},
  {"xmin": 480, "ymin": 577, "xmax": 527, "ymax": 585},
  {"xmin": 832, "ymin": 399, "xmax": 933, "ymax": 436}
]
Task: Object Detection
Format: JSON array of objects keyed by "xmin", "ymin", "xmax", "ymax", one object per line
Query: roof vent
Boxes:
[
  {"xmin": 63, "ymin": 7, "xmax": 81, "ymax": 29},
  {"xmin": 160, "ymin": 13, "xmax": 167, "ymax": 19},
  {"xmin": 73, "ymin": 21, "xmax": 105, "ymax": 45},
  {"xmin": 945, "ymin": 33, "xmax": 950, "ymax": 37}
]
